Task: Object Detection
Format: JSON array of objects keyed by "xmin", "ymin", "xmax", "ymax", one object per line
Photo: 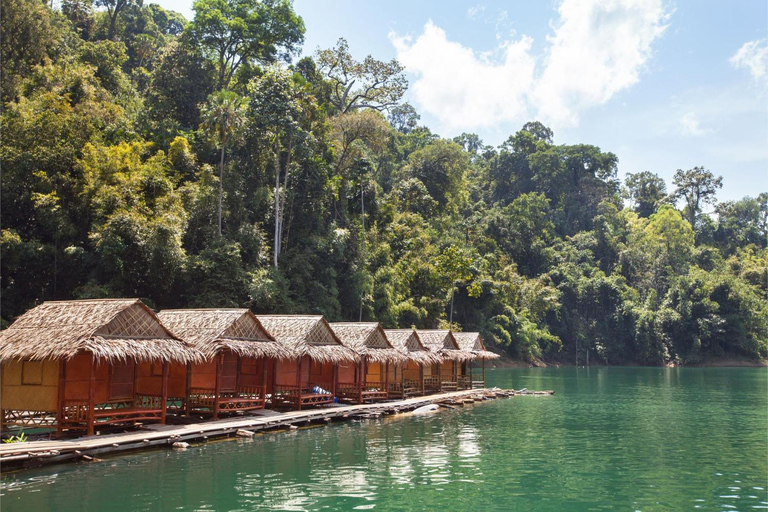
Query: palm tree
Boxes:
[{"xmin": 200, "ymin": 90, "xmax": 247, "ymax": 236}]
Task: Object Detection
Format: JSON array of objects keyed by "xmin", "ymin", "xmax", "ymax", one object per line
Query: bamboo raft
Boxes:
[{"xmin": 0, "ymin": 388, "xmax": 553, "ymax": 472}]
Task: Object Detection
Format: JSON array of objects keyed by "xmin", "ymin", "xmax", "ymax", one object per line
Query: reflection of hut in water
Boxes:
[
  {"xmin": 453, "ymin": 332, "xmax": 500, "ymax": 389},
  {"xmin": 157, "ymin": 309, "xmax": 291, "ymax": 418},
  {"xmin": 255, "ymin": 316, "xmax": 357, "ymax": 410},
  {"xmin": 416, "ymin": 330, "xmax": 472, "ymax": 393},
  {"xmin": 384, "ymin": 329, "xmax": 441, "ymax": 397},
  {"xmin": 330, "ymin": 323, "xmax": 406, "ymax": 403},
  {"xmin": 0, "ymin": 299, "xmax": 200, "ymax": 436}
]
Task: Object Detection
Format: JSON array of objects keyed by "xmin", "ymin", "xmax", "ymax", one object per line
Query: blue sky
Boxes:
[{"xmin": 155, "ymin": 0, "xmax": 767, "ymax": 202}]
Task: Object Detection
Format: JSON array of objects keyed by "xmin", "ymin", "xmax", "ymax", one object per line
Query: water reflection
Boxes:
[{"xmin": 1, "ymin": 368, "xmax": 766, "ymax": 512}]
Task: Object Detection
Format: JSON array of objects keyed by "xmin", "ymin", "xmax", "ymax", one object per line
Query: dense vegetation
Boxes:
[{"xmin": 2, "ymin": 0, "xmax": 766, "ymax": 365}]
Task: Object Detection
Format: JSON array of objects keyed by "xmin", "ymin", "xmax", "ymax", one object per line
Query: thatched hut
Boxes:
[
  {"xmin": 384, "ymin": 329, "xmax": 442, "ymax": 398},
  {"xmin": 416, "ymin": 330, "xmax": 472, "ymax": 393},
  {"xmin": 157, "ymin": 309, "xmax": 291, "ymax": 418},
  {"xmin": 255, "ymin": 316, "xmax": 357, "ymax": 410},
  {"xmin": 0, "ymin": 299, "xmax": 200, "ymax": 436},
  {"xmin": 453, "ymin": 332, "xmax": 500, "ymax": 389},
  {"xmin": 331, "ymin": 323, "xmax": 406, "ymax": 404}
]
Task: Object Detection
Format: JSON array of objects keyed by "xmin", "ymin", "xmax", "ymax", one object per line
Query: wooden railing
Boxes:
[
  {"xmin": 423, "ymin": 376, "xmax": 440, "ymax": 392},
  {"xmin": 403, "ymin": 379, "xmax": 422, "ymax": 397},
  {"xmin": 458, "ymin": 376, "xmax": 472, "ymax": 390},
  {"xmin": 471, "ymin": 380, "xmax": 486, "ymax": 389}
]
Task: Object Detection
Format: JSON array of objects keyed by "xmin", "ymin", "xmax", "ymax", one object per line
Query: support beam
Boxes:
[
  {"xmin": 213, "ymin": 354, "xmax": 222, "ymax": 419},
  {"xmin": 161, "ymin": 362, "xmax": 169, "ymax": 424},
  {"xmin": 185, "ymin": 363, "xmax": 192, "ymax": 416},
  {"xmin": 262, "ymin": 358, "xmax": 268, "ymax": 402},
  {"xmin": 482, "ymin": 359, "xmax": 485, "ymax": 387},
  {"xmin": 57, "ymin": 359, "xmax": 66, "ymax": 437},
  {"xmin": 295, "ymin": 357, "xmax": 303, "ymax": 411},
  {"xmin": 87, "ymin": 356, "xmax": 96, "ymax": 436}
]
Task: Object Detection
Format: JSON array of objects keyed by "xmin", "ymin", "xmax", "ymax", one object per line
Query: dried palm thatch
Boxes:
[
  {"xmin": 157, "ymin": 309, "xmax": 292, "ymax": 361},
  {"xmin": 255, "ymin": 315, "xmax": 358, "ymax": 364},
  {"xmin": 0, "ymin": 299, "xmax": 202, "ymax": 364},
  {"xmin": 330, "ymin": 323, "xmax": 408, "ymax": 364},
  {"xmin": 453, "ymin": 332, "xmax": 501, "ymax": 360},
  {"xmin": 417, "ymin": 330, "xmax": 475, "ymax": 362},
  {"xmin": 384, "ymin": 329, "xmax": 442, "ymax": 365}
]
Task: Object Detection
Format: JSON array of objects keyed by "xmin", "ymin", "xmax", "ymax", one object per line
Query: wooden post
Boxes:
[
  {"xmin": 56, "ymin": 359, "xmax": 66, "ymax": 437},
  {"xmin": 213, "ymin": 353, "xmax": 222, "ymax": 419},
  {"xmin": 420, "ymin": 364, "xmax": 424, "ymax": 395},
  {"xmin": 185, "ymin": 363, "xmax": 192, "ymax": 416},
  {"xmin": 437, "ymin": 362, "xmax": 442, "ymax": 392},
  {"xmin": 270, "ymin": 359, "xmax": 277, "ymax": 409},
  {"xmin": 358, "ymin": 358, "xmax": 364, "ymax": 404},
  {"xmin": 384, "ymin": 362, "xmax": 389, "ymax": 398},
  {"xmin": 262, "ymin": 358, "xmax": 268, "ymax": 402},
  {"xmin": 332, "ymin": 363, "xmax": 338, "ymax": 398},
  {"xmin": 236, "ymin": 355, "xmax": 242, "ymax": 391},
  {"xmin": 482, "ymin": 359, "xmax": 485, "ymax": 387},
  {"xmin": 295, "ymin": 357, "xmax": 303, "ymax": 411},
  {"xmin": 161, "ymin": 362, "xmax": 169, "ymax": 424},
  {"xmin": 87, "ymin": 355, "xmax": 96, "ymax": 436},
  {"xmin": 469, "ymin": 359, "xmax": 473, "ymax": 388}
]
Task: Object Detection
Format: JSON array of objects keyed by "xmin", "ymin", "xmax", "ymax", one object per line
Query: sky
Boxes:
[{"xmin": 155, "ymin": 0, "xmax": 767, "ymax": 202}]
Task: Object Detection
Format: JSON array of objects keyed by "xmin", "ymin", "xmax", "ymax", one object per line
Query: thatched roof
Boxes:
[
  {"xmin": 417, "ymin": 330, "xmax": 474, "ymax": 362},
  {"xmin": 330, "ymin": 323, "xmax": 407, "ymax": 364},
  {"xmin": 0, "ymin": 299, "xmax": 201, "ymax": 364},
  {"xmin": 453, "ymin": 332, "xmax": 501, "ymax": 360},
  {"xmin": 157, "ymin": 309, "xmax": 291, "ymax": 361},
  {"xmin": 255, "ymin": 315, "xmax": 358, "ymax": 363},
  {"xmin": 384, "ymin": 329, "xmax": 442, "ymax": 365}
]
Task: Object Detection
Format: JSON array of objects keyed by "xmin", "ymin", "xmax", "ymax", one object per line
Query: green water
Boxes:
[{"xmin": 1, "ymin": 367, "xmax": 766, "ymax": 511}]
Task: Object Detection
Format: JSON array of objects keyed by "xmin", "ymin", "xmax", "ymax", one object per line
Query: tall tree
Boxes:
[
  {"xmin": 95, "ymin": 0, "xmax": 137, "ymax": 40},
  {"xmin": 672, "ymin": 166, "xmax": 723, "ymax": 228},
  {"xmin": 316, "ymin": 38, "xmax": 408, "ymax": 114},
  {"xmin": 199, "ymin": 90, "xmax": 247, "ymax": 236},
  {"xmin": 623, "ymin": 171, "xmax": 667, "ymax": 217},
  {"xmin": 187, "ymin": 0, "xmax": 304, "ymax": 89}
]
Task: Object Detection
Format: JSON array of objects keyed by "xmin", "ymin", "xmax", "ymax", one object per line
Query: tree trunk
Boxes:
[
  {"xmin": 278, "ymin": 131, "xmax": 293, "ymax": 256},
  {"xmin": 273, "ymin": 136, "xmax": 281, "ymax": 268},
  {"xmin": 218, "ymin": 142, "xmax": 225, "ymax": 236}
]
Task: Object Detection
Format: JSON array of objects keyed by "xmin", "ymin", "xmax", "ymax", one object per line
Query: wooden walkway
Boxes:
[{"xmin": 0, "ymin": 388, "xmax": 552, "ymax": 471}]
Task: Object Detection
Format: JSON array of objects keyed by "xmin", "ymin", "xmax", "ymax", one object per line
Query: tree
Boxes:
[
  {"xmin": 247, "ymin": 66, "xmax": 304, "ymax": 267},
  {"xmin": 388, "ymin": 103, "xmax": 420, "ymax": 133},
  {"xmin": 95, "ymin": 0, "xmax": 137, "ymax": 40},
  {"xmin": 623, "ymin": 171, "xmax": 668, "ymax": 217},
  {"xmin": 672, "ymin": 166, "xmax": 723, "ymax": 228},
  {"xmin": 316, "ymin": 38, "xmax": 408, "ymax": 114},
  {"xmin": 187, "ymin": 0, "xmax": 304, "ymax": 89},
  {"xmin": 199, "ymin": 90, "xmax": 247, "ymax": 236}
]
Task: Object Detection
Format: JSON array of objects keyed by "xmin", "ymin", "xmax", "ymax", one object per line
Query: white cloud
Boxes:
[
  {"xmin": 467, "ymin": 5, "xmax": 485, "ymax": 19},
  {"xmin": 390, "ymin": 0, "xmax": 670, "ymax": 132},
  {"xmin": 679, "ymin": 112, "xmax": 709, "ymax": 136},
  {"xmin": 390, "ymin": 22, "xmax": 536, "ymax": 131},
  {"xmin": 730, "ymin": 39, "xmax": 768, "ymax": 87}
]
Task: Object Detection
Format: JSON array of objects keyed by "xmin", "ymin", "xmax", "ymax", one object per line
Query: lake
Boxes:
[{"xmin": 1, "ymin": 367, "xmax": 766, "ymax": 511}]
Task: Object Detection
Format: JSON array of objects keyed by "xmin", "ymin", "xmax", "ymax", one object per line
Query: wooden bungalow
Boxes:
[
  {"xmin": 383, "ymin": 329, "xmax": 442, "ymax": 398},
  {"xmin": 0, "ymin": 299, "xmax": 200, "ymax": 436},
  {"xmin": 416, "ymin": 330, "xmax": 473, "ymax": 393},
  {"xmin": 453, "ymin": 332, "xmax": 501, "ymax": 389},
  {"xmin": 331, "ymin": 323, "xmax": 406, "ymax": 404},
  {"xmin": 255, "ymin": 316, "xmax": 358, "ymax": 410},
  {"xmin": 157, "ymin": 309, "xmax": 292, "ymax": 419}
]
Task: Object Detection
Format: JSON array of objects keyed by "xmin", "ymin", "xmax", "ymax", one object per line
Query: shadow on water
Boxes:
[{"xmin": 2, "ymin": 367, "xmax": 766, "ymax": 511}]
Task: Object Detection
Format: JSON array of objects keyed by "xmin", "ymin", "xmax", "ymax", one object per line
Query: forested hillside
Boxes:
[{"xmin": 2, "ymin": 0, "xmax": 766, "ymax": 365}]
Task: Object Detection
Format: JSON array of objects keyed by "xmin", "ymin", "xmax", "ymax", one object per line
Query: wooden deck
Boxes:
[{"xmin": 0, "ymin": 388, "xmax": 553, "ymax": 472}]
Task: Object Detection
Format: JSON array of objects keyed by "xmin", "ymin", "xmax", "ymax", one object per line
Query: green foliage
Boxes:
[{"xmin": 1, "ymin": 0, "xmax": 765, "ymax": 366}]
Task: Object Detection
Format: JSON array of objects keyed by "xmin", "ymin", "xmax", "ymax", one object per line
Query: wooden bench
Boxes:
[
  {"xmin": 60, "ymin": 395, "xmax": 164, "ymax": 433},
  {"xmin": 337, "ymin": 382, "xmax": 388, "ymax": 404},
  {"xmin": 187, "ymin": 386, "xmax": 267, "ymax": 416},
  {"xmin": 271, "ymin": 385, "xmax": 335, "ymax": 410}
]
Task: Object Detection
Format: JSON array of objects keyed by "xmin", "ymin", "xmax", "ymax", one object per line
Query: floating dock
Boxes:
[{"xmin": 0, "ymin": 388, "xmax": 553, "ymax": 472}]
